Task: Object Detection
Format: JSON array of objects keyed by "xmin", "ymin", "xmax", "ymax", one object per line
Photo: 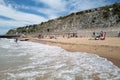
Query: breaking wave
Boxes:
[{"xmin": 0, "ymin": 39, "xmax": 120, "ymax": 80}]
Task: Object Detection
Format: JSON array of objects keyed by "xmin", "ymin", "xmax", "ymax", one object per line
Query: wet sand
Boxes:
[{"xmin": 29, "ymin": 37, "xmax": 120, "ymax": 68}]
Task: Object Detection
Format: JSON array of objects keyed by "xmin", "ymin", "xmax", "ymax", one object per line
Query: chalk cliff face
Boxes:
[{"xmin": 7, "ymin": 3, "xmax": 120, "ymax": 36}]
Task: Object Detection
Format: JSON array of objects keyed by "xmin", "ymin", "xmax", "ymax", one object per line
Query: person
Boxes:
[
  {"xmin": 93, "ymin": 32, "xmax": 95, "ymax": 38},
  {"xmin": 118, "ymin": 31, "xmax": 120, "ymax": 37},
  {"xmin": 15, "ymin": 38, "xmax": 18, "ymax": 43},
  {"xmin": 100, "ymin": 32, "xmax": 106, "ymax": 40},
  {"xmin": 95, "ymin": 32, "xmax": 100, "ymax": 40},
  {"xmin": 89, "ymin": 32, "xmax": 96, "ymax": 40},
  {"xmin": 100, "ymin": 31, "xmax": 103, "ymax": 37}
]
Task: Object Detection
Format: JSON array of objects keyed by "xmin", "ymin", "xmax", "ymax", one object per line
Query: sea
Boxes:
[{"xmin": 0, "ymin": 38, "xmax": 120, "ymax": 80}]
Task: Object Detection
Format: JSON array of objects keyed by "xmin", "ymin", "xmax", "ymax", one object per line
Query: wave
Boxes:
[{"xmin": 0, "ymin": 39, "xmax": 120, "ymax": 80}]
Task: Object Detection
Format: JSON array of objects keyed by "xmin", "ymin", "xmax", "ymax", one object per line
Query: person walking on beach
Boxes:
[{"xmin": 15, "ymin": 38, "xmax": 18, "ymax": 43}]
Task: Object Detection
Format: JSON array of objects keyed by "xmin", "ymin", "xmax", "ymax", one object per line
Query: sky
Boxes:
[{"xmin": 0, "ymin": 0, "xmax": 120, "ymax": 34}]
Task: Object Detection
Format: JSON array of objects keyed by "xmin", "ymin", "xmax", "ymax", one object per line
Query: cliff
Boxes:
[{"xmin": 7, "ymin": 3, "xmax": 120, "ymax": 37}]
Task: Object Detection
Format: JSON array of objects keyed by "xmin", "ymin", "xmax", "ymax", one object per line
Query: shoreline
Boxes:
[{"xmin": 28, "ymin": 37, "xmax": 120, "ymax": 68}]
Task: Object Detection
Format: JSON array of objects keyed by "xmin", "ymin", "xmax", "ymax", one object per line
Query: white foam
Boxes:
[{"xmin": 0, "ymin": 40, "xmax": 120, "ymax": 80}]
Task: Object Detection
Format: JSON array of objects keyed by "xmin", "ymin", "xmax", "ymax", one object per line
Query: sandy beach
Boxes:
[{"xmin": 29, "ymin": 37, "xmax": 120, "ymax": 68}]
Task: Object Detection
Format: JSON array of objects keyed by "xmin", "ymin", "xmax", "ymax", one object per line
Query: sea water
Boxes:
[{"xmin": 0, "ymin": 38, "xmax": 120, "ymax": 80}]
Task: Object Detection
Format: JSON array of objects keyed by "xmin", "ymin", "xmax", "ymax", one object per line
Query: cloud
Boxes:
[
  {"xmin": 0, "ymin": 0, "xmax": 5, "ymax": 5},
  {"xmin": 33, "ymin": 0, "xmax": 67, "ymax": 11},
  {"xmin": 32, "ymin": 7, "xmax": 61, "ymax": 19},
  {"xmin": 31, "ymin": 0, "xmax": 68, "ymax": 19},
  {"xmin": 0, "ymin": 5, "xmax": 47, "ymax": 24},
  {"xmin": 0, "ymin": 0, "xmax": 47, "ymax": 34},
  {"xmin": 0, "ymin": 19, "xmax": 30, "ymax": 28}
]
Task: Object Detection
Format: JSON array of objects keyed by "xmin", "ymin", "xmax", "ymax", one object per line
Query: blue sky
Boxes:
[{"xmin": 0, "ymin": 0, "xmax": 120, "ymax": 34}]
